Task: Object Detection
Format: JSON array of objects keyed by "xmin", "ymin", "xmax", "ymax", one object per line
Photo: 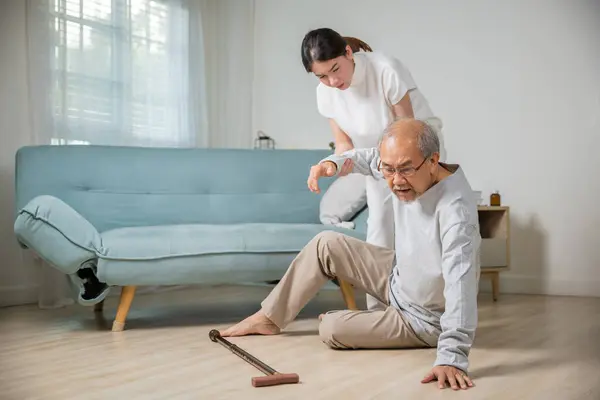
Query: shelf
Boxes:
[
  {"xmin": 476, "ymin": 206, "xmax": 510, "ymax": 301},
  {"xmin": 478, "ymin": 207, "xmax": 509, "ymax": 239},
  {"xmin": 478, "ymin": 206, "xmax": 509, "ymax": 211}
]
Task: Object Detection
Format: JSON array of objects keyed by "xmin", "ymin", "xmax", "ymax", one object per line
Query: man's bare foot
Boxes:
[{"xmin": 220, "ymin": 310, "xmax": 280, "ymax": 337}]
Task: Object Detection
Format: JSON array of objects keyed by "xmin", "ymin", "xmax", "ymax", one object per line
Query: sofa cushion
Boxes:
[
  {"xmin": 99, "ymin": 223, "xmax": 364, "ymax": 260},
  {"xmin": 320, "ymin": 174, "xmax": 367, "ymax": 227},
  {"xmin": 96, "ymin": 223, "xmax": 366, "ymax": 285},
  {"xmin": 14, "ymin": 195, "xmax": 102, "ymax": 275},
  {"xmin": 98, "ymin": 252, "xmax": 302, "ymax": 286}
]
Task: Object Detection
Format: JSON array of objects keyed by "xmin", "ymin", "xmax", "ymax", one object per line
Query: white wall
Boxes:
[
  {"xmin": 200, "ymin": 0, "xmax": 256, "ymax": 149},
  {"xmin": 0, "ymin": 0, "xmax": 39, "ymax": 306},
  {"xmin": 0, "ymin": 0, "xmax": 598, "ymax": 305},
  {"xmin": 253, "ymin": 0, "xmax": 600, "ymax": 296}
]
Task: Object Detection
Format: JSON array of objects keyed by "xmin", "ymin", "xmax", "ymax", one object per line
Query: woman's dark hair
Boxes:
[
  {"xmin": 301, "ymin": 28, "xmax": 372, "ymax": 72},
  {"xmin": 343, "ymin": 37, "xmax": 373, "ymax": 53}
]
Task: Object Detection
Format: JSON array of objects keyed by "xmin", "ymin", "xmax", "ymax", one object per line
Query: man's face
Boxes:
[{"xmin": 379, "ymin": 136, "xmax": 438, "ymax": 202}]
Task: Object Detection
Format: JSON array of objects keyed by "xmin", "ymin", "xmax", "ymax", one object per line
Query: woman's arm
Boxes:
[
  {"xmin": 329, "ymin": 119, "xmax": 354, "ymax": 154},
  {"xmin": 328, "ymin": 119, "xmax": 354, "ymax": 175},
  {"xmin": 391, "ymin": 92, "xmax": 415, "ymax": 119},
  {"xmin": 382, "ymin": 56, "xmax": 417, "ymax": 120}
]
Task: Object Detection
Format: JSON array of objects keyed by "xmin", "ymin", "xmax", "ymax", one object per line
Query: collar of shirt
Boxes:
[
  {"xmin": 349, "ymin": 53, "xmax": 367, "ymax": 88},
  {"xmin": 413, "ymin": 163, "xmax": 464, "ymax": 207}
]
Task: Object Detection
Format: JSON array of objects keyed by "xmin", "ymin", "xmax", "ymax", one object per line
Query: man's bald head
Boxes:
[
  {"xmin": 377, "ymin": 118, "xmax": 442, "ymax": 202},
  {"xmin": 378, "ymin": 118, "xmax": 440, "ymax": 159}
]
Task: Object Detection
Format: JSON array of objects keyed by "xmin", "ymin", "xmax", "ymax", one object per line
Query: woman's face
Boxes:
[{"xmin": 310, "ymin": 46, "xmax": 354, "ymax": 90}]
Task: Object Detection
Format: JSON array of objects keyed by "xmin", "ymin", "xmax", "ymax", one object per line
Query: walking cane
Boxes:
[{"xmin": 209, "ymin": 329, "xmax": 300, "ymax": 387}]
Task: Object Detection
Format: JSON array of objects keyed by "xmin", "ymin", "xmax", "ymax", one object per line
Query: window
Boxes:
[{"xmin": 50, "ymin": 0, "xmax": 191, "ymax": 146}]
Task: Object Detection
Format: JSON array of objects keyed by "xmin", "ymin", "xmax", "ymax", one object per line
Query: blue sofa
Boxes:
[{"xmin": 13, "ymin": 145, "xmax": 367, "ymax": 331}]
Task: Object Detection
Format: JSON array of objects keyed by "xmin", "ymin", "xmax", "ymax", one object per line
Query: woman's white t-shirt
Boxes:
[{"xmin": 317, "ymin": 51, "xmax": 442, "ymax": 150}]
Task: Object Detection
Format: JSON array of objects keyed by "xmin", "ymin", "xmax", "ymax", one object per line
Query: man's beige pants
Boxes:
[{"xmin": 261, "ymin": 231, "xmax": 430, "ymax": 349}]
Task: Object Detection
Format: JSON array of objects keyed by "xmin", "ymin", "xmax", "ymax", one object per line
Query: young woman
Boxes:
[{"xmin": 301, "ymin": 28, "xmax": 444, "ymax": 310}]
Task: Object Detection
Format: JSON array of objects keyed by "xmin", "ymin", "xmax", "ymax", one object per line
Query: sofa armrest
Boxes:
[{"xmin": 14, "ymin": 195, "xmax": 102, "ymax": 275}]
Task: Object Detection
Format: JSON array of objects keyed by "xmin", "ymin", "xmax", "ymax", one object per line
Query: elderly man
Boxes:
[{"xmin": 222, "ymin": 118, "xmax": 481, "ymax": 390}]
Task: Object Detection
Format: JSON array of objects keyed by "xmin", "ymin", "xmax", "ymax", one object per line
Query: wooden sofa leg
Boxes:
[
  {"xmin": 94, "ymin": 300, "xmax": 104, "ymax": 313},
  {"xmin": 338, "ymin": 280, "xmax": 358, "ymax": 310},
  {"xmin": 112, "ymin": 286, "xmax": 136, "ymax": 332},
  {"xmin": 491, "ymin": 272, "xmax": 500, "ymax": 302}
]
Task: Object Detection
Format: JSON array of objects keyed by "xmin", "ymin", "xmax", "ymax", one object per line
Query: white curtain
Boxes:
[
  {"xmin": 26, "ymin": 0, "xmax": 207, "ymax": 147},
  {"xmin": 25, "ymin": 0, "xmax": 208, "ymax": 308},
  {"xmin": 24, "ymin": 0, "xmax": 255, "ymax": 309},
  {"xmin": 199, "ymin": 0, "xmax": 255, "ymax": 148}
]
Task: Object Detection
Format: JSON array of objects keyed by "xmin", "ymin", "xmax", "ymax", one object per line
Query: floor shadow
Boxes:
[
  {"xmin": 473, "ymin": 212, "xmax": 550, "ymax": 351},
  {"xmin": 79, "ymin": 293, "xmax": 342, "ymax": 332},
  {"xmin": 469, "ymin": 357, "xmax": 554, "ymax": 379},
  {"xmin": 82, "ymin": 308, "xmax": 260, "ymax": 331},
  {"xmin": 92, "ymin": 312, "xmax": 112, "ymax": 331},
  {"xmin": 280, "ymin": 329, "xmax": 319, "ymax": 337}
]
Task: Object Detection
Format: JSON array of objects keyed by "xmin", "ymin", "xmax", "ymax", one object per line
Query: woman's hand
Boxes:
[
  {"xmin": 307, "ymin": 162, "xmax": 337, "ymax": 193},
  {"xmin": 328, "ymin": 119, "xmax": 354, "ymax": 177},
  {"xmin": 338, "ymin": 159, "xmax": 353, "ymax": 176}
]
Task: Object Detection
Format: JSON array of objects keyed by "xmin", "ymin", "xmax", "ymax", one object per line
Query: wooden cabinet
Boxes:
[{"xmin": 477, "ymin": 206, "xmax": 510, "ymax": 301}]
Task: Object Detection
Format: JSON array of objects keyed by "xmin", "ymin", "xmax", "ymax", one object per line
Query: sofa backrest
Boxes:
[{"xmin": 15, "ymin": 145, "xmax": 335, "ymax": 232}]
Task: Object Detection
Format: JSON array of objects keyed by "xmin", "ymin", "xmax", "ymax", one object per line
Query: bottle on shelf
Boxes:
[{"xmin": 490, "ymin": 191, "xmax": 501, "ymax": 206}]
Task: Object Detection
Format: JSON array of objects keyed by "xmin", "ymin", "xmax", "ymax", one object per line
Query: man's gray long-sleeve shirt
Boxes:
[{"xmin": 321, "ymin": 148, "xmax": 481, "ymax": 373}]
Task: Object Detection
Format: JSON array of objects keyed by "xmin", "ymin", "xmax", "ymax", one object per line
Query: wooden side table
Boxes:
[{"xmin": 478, "ymin": 206, "xmax": 510, "ymax": 301}]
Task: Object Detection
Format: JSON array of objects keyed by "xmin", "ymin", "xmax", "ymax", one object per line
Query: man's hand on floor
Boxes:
[{"xmin": 421, "ymin": 365, "xmax": 474, "ymax": 390}]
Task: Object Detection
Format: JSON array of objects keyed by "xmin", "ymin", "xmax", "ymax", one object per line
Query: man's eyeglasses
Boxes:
[{"xmin": 378, "ymin": 158, "xmax": 429, "ymax": 178}]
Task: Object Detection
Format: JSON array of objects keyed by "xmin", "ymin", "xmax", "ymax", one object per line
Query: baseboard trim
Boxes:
[
  {"xmin": 0, "ymin": 284, "xmax": 39, "ymax": 307},
  {"xmin": 2, "ymin": 276, "xmax": 597, "ymax": 308},
  {"xmin": 480, "ymin": 274, "xmax": 600, "ymax": 297}
]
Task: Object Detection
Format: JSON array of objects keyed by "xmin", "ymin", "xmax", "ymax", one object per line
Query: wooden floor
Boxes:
[{"xmin": 0, "ymin": 285, "xmax": 599, "ymax": 400}]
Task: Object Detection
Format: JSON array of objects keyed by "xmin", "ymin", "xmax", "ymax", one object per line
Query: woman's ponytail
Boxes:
[{"xmin": 343, "ymin": 37, "xmax": 373, "ymax": 53}]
